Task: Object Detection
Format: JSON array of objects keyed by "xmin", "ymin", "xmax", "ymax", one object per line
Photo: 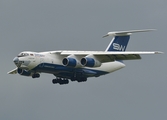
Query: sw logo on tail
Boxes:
[{"xmin": 113, "ymin": 43, "xmax": 126, "ymax": 51}]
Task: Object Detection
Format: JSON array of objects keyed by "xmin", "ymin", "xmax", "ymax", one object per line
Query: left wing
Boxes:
[{"xmin": 51, "ymin": 51, "xmax": 163, "ymax": 62}]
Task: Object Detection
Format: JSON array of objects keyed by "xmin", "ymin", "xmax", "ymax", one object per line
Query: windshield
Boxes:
[{"xmin": 17, "ymin": 52, "xmax": 29, "ymax": 57}]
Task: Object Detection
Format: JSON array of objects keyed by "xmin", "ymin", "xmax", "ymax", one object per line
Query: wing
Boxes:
[
  {"xmin": 52, "ymin": 51, "xmax": 162, "ymax": 62},
  {"xmin": 7, "ymin": 68, "xmax": 18, "ymax": 74}
]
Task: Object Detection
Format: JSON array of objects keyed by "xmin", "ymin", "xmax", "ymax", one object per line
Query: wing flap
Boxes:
[
  {"xmin": 114, "ymin": 54, "xmax": 141, "ymax": 60},
  {"xmin": 94, "ymin": 54, "xmax": 141, "ymax": 62}
]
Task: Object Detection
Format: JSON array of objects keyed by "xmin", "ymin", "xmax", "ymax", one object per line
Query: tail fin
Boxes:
[
  {"xmin": 103, "ymin": 29, "xmax": 155, "ymax": 52},
  {"xmin": 105, "ymin": 36, "xmax": 130, "ymax": 51}
]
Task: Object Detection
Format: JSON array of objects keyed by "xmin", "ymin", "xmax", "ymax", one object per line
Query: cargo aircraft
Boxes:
[{"xmin": 8, "ymin": 29, "xmax": 162, "ymax": 85}]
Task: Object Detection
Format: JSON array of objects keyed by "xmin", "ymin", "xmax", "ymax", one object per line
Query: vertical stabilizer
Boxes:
[{"xmin": 105, "ymin": 36, "xmax": 130, "ymax": 51}]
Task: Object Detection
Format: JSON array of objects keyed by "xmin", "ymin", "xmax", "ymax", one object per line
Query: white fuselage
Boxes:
[{"xmin": 15, "ymin": 51, "xmax": 125, "ymax": 78}]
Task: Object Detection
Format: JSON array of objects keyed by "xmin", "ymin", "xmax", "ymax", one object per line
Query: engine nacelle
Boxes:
[
  {"xmin": 17, "ymin": 68, "xmax": 32, "ymax": 76},
  {"xmin": 62, "ymin": 57, "xmax": 81, "ymax": 68},
  {"xmin": 81, "ymin": 57, "xmax": 101, "ymax": 67}
]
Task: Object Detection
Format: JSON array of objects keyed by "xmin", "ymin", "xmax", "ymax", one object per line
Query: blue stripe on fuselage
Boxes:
[{"xmin": 32, "ymin": 63, "xmax": 108, "ymax": 78}]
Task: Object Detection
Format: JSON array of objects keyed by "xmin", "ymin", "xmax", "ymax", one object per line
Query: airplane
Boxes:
[{"xmin": 8, "ymin": 29, "xmax": 163, "ymax": 85}]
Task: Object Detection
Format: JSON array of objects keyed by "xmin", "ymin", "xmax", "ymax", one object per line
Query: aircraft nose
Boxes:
[
  {"xmin": 13, "ymin": 57, "xmax": 19, "ymax": 63},
  {"xmin": 13, "ymin": 57, "xmax": 21, "ymax": 67}
]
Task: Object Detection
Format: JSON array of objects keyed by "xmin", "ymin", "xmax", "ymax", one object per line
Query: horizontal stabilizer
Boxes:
[{"xmin": 103, "ymin": 29, "xmax": 156, "ymax": 37}]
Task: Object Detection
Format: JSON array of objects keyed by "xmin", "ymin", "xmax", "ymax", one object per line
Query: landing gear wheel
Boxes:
[
  {"xmin": 77, "ymin": 77, "xmax": 87, "ymax": 82},
  {"xmin": 59, "ymin": 80, "xmax": 69, "ymax": 85},
  {"xmin": 52, "ymin": 79, "xmax": 58, "ymax": 84},
  {"xmin": 70, "ymin": 77, "xmax": 76, "ymax": 81},
  {"xmin": 52, "ymin": 78, "xmax": 69, "ymax": 85},
  {"xmin": 32, "ymin": 73, "xmax": 40, "ymax": 78}
]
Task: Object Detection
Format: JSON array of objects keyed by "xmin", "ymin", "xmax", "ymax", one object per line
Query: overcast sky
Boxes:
[{"xmin": 1, "ymin": 0, "xmax": 167, "ymax": 120}]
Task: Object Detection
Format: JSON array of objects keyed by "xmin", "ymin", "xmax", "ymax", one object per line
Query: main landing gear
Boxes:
[
  {"xmin": 52, "ymin": 77, "xmax": 69, "ymax": 85},
  {"xmin": 71, "ymin": 77, "xmax": 87, "ymax": 82},
  {"xmin": 52, "ymin": 77, "xmax": 87, "ymax": 85}
]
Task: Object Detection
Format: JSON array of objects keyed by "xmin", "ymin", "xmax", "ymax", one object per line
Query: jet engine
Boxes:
[
  {"xmin": 81, "ymin": 57, "xmax": 101, "ymax": 67},
  {"xmin": 17, "ymin": 68, "xmax": 32, "ymax": 76},
  {"xmin": 62, "ymin": 56, "xmax": 82, "ymax": 68}
]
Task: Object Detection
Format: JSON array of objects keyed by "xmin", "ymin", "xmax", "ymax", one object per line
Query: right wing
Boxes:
[{"xmin": 7, "ymin": 68, "xmax": 18, "ymax": 74}]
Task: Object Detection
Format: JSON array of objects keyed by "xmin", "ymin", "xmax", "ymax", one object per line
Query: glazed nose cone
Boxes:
[{"xmin": 13, "ymin": 57, "xmax": 20, "ymax": 67}]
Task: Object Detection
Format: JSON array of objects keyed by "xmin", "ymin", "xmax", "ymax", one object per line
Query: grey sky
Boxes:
[{"xmin": 1, "ymin": 0, "xmax": 167, "ymax": 120}]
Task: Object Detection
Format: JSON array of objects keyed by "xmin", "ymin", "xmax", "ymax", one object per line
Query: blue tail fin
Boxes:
[{"xmin": 105, "ymin": 35, "xmax": 130, "ymax": 51}]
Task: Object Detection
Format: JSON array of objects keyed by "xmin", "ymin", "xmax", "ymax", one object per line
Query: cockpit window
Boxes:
[{"xmin": 17, "ymin": 53, "xmax": 29, "ymax": 57}]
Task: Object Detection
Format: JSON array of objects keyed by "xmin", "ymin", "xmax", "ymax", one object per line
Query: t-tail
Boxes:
[{"xmin": 103, "ymin": 29, "xmax": 155, "ymax": 52}]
